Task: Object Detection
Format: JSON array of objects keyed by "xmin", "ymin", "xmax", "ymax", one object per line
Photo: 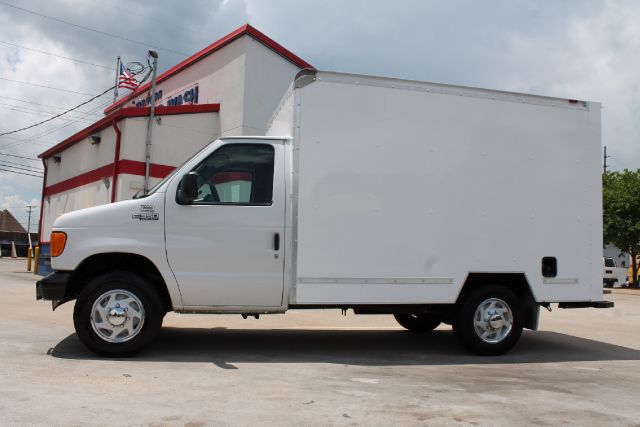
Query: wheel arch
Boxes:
[
  {"xmin": 67, "ymin": 252, "xmax": 173, "ymax": 312},
  {"xmin": 456, "ymin": 272, "xmax": 539, "ymax": 330}
]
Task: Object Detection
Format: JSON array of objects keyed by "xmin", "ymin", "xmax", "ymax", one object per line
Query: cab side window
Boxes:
[{"xmin": 192, "ymin": 144, "xmax": 274, "ymax": 205}]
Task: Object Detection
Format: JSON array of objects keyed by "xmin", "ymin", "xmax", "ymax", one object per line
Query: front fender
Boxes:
[{"xmin": 49, "ymin": 193, "xmax": 184, "ymax": 310}]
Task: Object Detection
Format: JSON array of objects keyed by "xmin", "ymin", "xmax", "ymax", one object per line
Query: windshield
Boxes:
[{"xmin": 604, "ymin": 258, "xmax": 616, "ymax": 267}]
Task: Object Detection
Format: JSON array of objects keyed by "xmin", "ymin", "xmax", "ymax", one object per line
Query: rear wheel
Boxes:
[
  {"xmin": 73, "ymin": 271, "xmax": 164, "ymax": 356},
  {"xmin": 394, "ymin": 313, "xmax": 441, "ymax": 332},
  {"xmin": 453, "ymin": 285, "xmax": 523, "ymax": 355}
]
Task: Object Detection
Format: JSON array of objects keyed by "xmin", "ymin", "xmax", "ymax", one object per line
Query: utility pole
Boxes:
[
  {"xmin": 25, "ymin": 205, "xmax": 33, "ymax": 249},
  {"xmin": 144, "ymin": 50, "xmax": 158, "ymax": 194},
  {"xmin": 603, "ymin": 145, "xmax": 610, "ymax": 173}
]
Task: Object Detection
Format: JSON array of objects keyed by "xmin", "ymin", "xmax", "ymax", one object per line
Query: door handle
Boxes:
[{"xmin": 273, "ymin": 233, "xmax": 280, "ymax": 251}]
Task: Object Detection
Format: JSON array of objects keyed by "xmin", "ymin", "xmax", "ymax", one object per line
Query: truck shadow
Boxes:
[{"xmin": 49, "ymin": 328, "xmax": 640, "ymax": 366}]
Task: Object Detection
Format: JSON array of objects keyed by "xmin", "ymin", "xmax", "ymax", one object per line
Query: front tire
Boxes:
[
  {"xmin": 453, "ymin": 285, "xmax": 523, "ymax": 355},
  {"xmin": 73, "ymin": 271, "xmax": 164, "ymax": 356},
  {"xmin": 394, "ymin": 313, "xmax": 441, "ymax": 332}
]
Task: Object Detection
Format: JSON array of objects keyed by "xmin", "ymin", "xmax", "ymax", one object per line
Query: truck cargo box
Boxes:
[{"xmin": 268, "ymin": 70, "xmax": 602, "ymax": 306}]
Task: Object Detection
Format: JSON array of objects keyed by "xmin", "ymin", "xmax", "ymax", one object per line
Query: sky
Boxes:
[{"xmin": 0, "ymin": 0, "xmax": 638, "ymax": 233}]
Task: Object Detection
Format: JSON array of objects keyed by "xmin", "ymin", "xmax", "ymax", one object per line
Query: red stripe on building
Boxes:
[
  {"xmin": 43, "ymin": 160, "xmax": 176, "ymax": 197},
  {"xmin": 44, "ymin": 164, "xmax": 115, "ymax": 196},
  {"xmin": 117, "ymin": 159, "xmax": 175, "ymax": 178}
]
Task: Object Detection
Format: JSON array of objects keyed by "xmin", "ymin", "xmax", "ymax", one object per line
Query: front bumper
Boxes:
[{"xmin": 36, "ymin": 271, "xmax": 71, "ymax": 301}]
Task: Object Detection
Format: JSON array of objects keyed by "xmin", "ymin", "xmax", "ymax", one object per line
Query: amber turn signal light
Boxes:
[{"xmin": 50, "ymin": 232, "xmax": 67, "ymax": 257}]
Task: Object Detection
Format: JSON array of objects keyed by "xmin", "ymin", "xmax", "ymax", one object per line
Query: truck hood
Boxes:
[{"xmin": 53, "ymin": 193, "xmax": 166, "ymax": 229}]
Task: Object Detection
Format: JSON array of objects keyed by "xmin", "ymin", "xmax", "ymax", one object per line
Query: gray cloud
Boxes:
[{"xmin": 0, "ymin": 0, "xmax": 637, "ymax": 225}]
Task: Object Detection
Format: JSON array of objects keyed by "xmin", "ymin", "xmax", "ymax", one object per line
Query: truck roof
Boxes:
[
  {"xmin": 297, "ymin": 70, "xmax": 597, "ymax": 111},
  {"xmin": 218, "ymin": 136, "xmax": 289, "ymax": 141}
]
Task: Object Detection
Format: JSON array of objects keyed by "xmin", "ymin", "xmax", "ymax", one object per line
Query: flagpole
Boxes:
[
  {"xmin": 113, "ymin": 56, "xmax": 121, "ymax": 103},
  {"xmin": 143, "ymin": 51, "xmax": 158, "ymax": 195}
]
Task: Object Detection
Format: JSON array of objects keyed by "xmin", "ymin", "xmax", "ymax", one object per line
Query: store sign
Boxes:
[
  {"xmin": 131, "ymin": 83, "xmax": 200, "ymax": 108},
  {"xmin": 132, "ymin": 91, "xmax": 163, "ymax": 108},
  {"xmin": 166, "ymin": 84, "xmax": 199, "ymax": 106}
]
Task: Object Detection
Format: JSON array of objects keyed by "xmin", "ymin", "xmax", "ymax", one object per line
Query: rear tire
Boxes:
[
  {"xmin": 394, "ymin": 313, "xmax": 441, "ymax": 332},
  {"xmin": 453, "ymin": 285, "xmax": 523, "ymax": 355},
  {"xmin": 73, "ymin": 271, "xmax": 164, "ymax": 356}
]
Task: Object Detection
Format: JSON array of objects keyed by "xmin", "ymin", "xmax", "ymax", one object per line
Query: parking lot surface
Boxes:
[{"xmin": 1, "ymin": 257, "xmax": 639, "ymax": 426}]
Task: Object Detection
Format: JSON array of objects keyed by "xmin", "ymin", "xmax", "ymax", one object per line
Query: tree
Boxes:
[{"xmin": 603, "ymin": 169, "xmax": 640, "ymax": 288}]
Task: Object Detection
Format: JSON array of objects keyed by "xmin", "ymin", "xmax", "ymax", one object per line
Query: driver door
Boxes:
[{"xmin": 165, "ymin": 141, "xmax": 285, "ymax": 308}]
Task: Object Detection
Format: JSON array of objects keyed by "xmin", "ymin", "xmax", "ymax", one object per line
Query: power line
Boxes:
[
  {"xmin": 0, "ymin": 104, "xmax": 96, "ymax": 124},
  {"xmin": 0, "ymin": 139, "xmax": 50, "ymax": 150},
  {"xmin": 0, "ymin": 77, "xmax": 97, "ymax": 96},
  {"xmin": 0, "ymin": 159, "xmax": 42, "ymax": 171},
  {"xmin": 0, "ymin": 54, "xmax": 153, "ymax": 146},
  {"xmin": 0, "ymin": 58, "xmax": 154, "ymax": 148},
  {"xmin": 0, "ymin": 102, "xmax": 99, "ymax": 121},
  {"xmin": 0, "ymin": 85, "xmax": 114, "ymax": 137},
  {"xmin": 0, "ymin": 96, "xmax": 104, "ymax": 117},
  {"xmin": 0, "ymin": 153, "xmax": 39, "ymax": 161},
  {"xmin": 0, "ymin": 128, "xmax": 63, "ymax": 143},
  {"xmin": 0, "ymin": 166, "xmax": 43, "ymax": 178},
  {"xmin": 0, "ymin": 161, "xmax": 43, "ymax": 173},
  {"xmin": 0, "ymin": 159, "xmax": 42, "ymax": 170},
  {"xmin": 0, "ymin": 59, "xmax": 152, "ymax": 145},
  {"xmin": 0, "ymin": 98, "xmax": 113, "ymax": 151},
  {"xmin": 0, "ymin": 103, "xmax": 97, "ymax": 122},
  {"xmin": 0, "ymin": 1, "xmax": 189, "ymax": 57},
  {"xmin": 0, "ymin": 40, "xmax": 115, "ymax": 70}
]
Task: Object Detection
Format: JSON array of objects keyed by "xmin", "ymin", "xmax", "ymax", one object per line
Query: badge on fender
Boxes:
[{"xmin": 132, "ymin": 204, "xmax": 159, "ymax": 221}]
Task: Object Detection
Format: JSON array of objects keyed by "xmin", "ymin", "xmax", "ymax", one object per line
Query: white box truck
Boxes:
[{"xmin": 36, "ymin": 70, "xmax": 612, "ymax": 356}]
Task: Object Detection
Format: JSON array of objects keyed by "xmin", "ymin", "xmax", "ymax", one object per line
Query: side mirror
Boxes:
[{"xmin": 176, "ymin": 172, "xmax": 199, "ymax": 204}]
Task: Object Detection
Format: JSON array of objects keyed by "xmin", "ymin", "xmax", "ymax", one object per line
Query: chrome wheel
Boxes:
[
  {"xmin": 473, "ymin": 298, "xmax": 513, "ymax": 344},
  {"xmin": 90, "ymin": 289, "xmax": 145, "ymax": 343}
]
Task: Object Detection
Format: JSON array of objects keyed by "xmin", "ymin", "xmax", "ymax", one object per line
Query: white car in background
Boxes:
[{"xmin": 603, "ymin": 257, "xmax": 618, "ymax": 288}]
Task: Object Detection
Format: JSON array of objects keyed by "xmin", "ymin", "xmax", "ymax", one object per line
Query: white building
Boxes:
[{"xmin": 37, "ymin": 25, "xmax": 313, "ymax": 266}]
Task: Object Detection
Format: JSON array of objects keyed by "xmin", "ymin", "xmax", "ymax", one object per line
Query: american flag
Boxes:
[{"xmin": 118, "ymin": 63, "xmax": 138, "ymax": 90}]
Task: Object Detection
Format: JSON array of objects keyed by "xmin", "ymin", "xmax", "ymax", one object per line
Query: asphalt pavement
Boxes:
[{"xmin": 1, "ymin": 257, "xmax": 639, "ymax": 426}]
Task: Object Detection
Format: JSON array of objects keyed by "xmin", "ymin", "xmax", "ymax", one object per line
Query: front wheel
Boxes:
[
  {"xmin": 453, "ymin": 285, "xmax": 523, "ymax": 355},
  {"xmin": 73, "ymin": 271, "xmax": 164, "ymax": 356},
  {"xmin": 394, "ymin": 313, "xmax": 441, "ymax": 332}
]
